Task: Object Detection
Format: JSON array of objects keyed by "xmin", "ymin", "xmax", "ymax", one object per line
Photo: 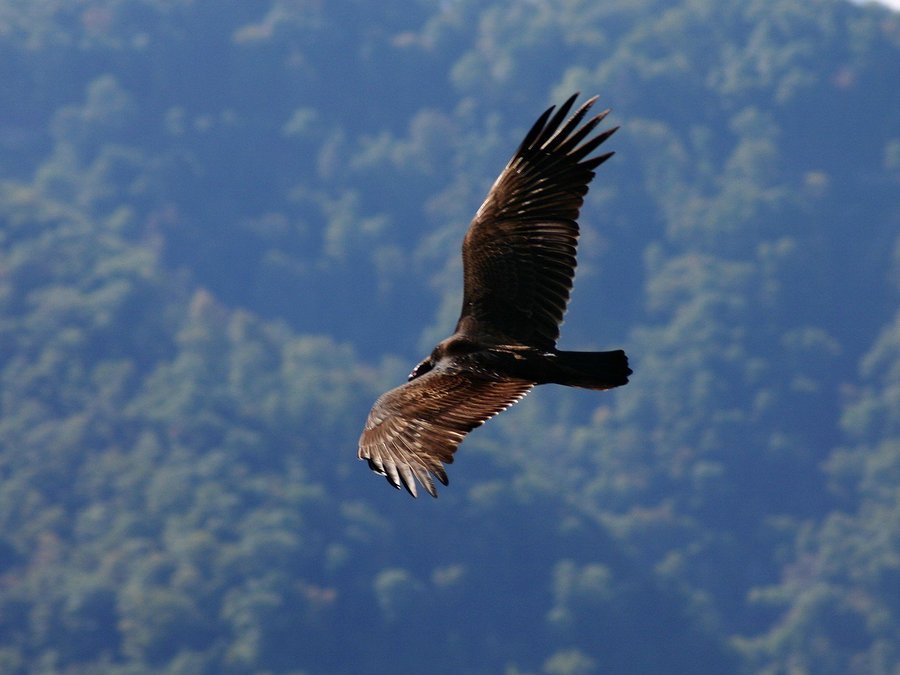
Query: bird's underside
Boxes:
[{"xmin": 358, "ymin": 93, "xmax": 632, "ymax": 498}]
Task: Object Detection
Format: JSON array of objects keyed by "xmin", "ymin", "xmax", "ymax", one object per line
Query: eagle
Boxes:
[{"xmin": 358, "ymin": 93, "xmax": 631, "ymax": 497}]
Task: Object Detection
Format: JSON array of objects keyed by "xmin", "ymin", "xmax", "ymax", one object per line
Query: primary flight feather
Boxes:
[{"xmin": 358, "ymin": 93, "xmax": 632, "ymax": 497}]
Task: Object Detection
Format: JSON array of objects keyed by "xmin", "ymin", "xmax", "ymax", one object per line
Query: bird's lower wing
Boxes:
[{"xmin": 358, "ymin": 369, "xmax": 533, "ymax": 497}]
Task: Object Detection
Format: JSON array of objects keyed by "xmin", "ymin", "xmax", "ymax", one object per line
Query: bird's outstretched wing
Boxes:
[
  {"xmin": 457, "ymin": 93, "xmax": 617, "ymax": 350},
  {"xmin": 358, "ymin": 368, "xmax": 533, "ymax": 497}
]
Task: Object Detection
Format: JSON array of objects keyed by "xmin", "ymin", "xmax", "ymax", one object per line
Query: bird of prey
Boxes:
[{"xmin": 358, "ymin": 93, "xmax": 631, "ymax": 498}]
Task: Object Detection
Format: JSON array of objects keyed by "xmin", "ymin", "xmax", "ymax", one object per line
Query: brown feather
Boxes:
[
  {"xmin": 358, "ymin": 368, "xmax": 533, "ymax": 497},
  {"xmin": 457, "ymin": 95, "xmax": 617, "ymax": 349}
]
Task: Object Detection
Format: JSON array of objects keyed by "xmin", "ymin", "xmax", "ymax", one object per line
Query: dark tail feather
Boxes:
[{"xmin": 550, "ymin": 349, "xmax": 631, "ymax": 390}]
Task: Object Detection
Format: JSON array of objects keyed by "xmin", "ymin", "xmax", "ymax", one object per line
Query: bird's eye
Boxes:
[{"xmin": 408, "ymin": 359, "xmax": 433, "ymax": 381}]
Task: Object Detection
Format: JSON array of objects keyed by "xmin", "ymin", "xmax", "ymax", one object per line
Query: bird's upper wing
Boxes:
[
  {"xmin": 457, "ymin": 94, "xmax": 617, "ymax": 350},
  {"xmin": 358, "ymin": 367, "xmax": 533, "ymax": 497}
]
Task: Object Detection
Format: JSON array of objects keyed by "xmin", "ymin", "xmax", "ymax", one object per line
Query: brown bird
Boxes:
[{"xmin": 358, "ymin": 93, "xmax": 631, "ymax": 497}]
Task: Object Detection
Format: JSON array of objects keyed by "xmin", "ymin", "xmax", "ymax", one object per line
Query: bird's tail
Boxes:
[{"xmin": 549, "ymin": 349, "xmax": 632, "ymax": 390}]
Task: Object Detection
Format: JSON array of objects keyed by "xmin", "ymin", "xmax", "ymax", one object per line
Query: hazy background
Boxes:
[{"xmin": 2, "ymin": 0, "xmax": 900, "ymax": 673}]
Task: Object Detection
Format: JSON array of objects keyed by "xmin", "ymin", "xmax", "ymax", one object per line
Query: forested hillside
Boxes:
[{"xmin": 2, "ymin": 0, "xmax": 900, "ymax": 673}]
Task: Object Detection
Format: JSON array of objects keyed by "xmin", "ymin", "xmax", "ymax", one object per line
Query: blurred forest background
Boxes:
[{"xmin": 1, "ymin": 0, "xmax": 900, "ymax": 673}]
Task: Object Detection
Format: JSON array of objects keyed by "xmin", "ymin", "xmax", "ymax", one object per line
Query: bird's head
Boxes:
[{"xmin": 408, "ymin": 357, "xmax": 434, "ymax": 381}]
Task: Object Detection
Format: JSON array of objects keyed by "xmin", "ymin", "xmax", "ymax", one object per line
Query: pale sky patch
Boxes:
[{"xmin": 856, "ymin": 0, "xmax": 900, "ymax": 11}]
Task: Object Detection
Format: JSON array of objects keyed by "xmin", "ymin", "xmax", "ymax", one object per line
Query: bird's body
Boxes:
[{"xmin": 358, "ymin": 94, "xmax": 632, "ymax": 497}]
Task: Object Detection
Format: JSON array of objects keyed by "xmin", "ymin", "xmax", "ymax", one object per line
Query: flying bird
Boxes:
[{"xmin": 358, "ymin": 93, "xmax": 631, "ymax": 497}]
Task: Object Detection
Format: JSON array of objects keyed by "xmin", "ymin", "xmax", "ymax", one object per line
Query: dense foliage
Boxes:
[{"xmin": 2, "ymin": 0, "xmax": 900, "ymax": 672}]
